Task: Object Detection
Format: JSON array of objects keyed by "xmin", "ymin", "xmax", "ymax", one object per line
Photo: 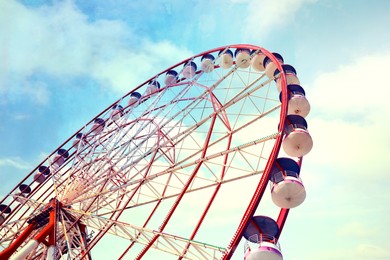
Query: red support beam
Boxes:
[
  {"xmin": 0, "ymin": 223, "xmax": 37, "ymax": 259},
  {"xmin": 0, "ymin": 199, "xmax": 58, "ymax": 259},
  {"xmin": 222, "ymin": 46, "xmax": 288, "ymax": 259}
]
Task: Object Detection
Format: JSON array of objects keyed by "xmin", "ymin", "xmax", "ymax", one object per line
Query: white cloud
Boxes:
[
  {"xmin": 24, "ymin": 80, "xmax": 50, "ymax": 105},
  {"xmin": 307, "ymin": 117, "xmax": 389, "ymax": 178},
  {"xmin": 306, "ymin": 52, "xmax": 390, "ymax": 178},
  {"xmin": 243, "ymin": 0, "xmax": 317, "ymax": 37},
  {"xmin": 337, "ymin": 221, "xmax": 374, "ymax": 237},
  {"xmin": 310, "ymin": 53, "xmax": 390, "ymax": 119},
  {"xmin": 0, "ymin": 0, "xmax": 193, "ymax": 100},
  {"xmin": 311, "ymin": 244, "xmax": 390, "ymax": 260},
  {"xmin": 0, "ymin": 157, "xmax": 31, "ymax": 170},
  {"xmin": 92, "ymin": 39, "xmax": 193, "ymax": 92},
  {"xmin": 356, "ymin": 244, "xmax": 390, "ymax": 259},
  {"xmin": 304, "ymin": 52, "xmax": 390, "ymax": 209},
  {"xmin": 13, "ymin": 114, "xmax": 31, "ymax": 121},
  {"xmin": 276, "ymin": 52, "xmax": 390, "ymax": 260}
]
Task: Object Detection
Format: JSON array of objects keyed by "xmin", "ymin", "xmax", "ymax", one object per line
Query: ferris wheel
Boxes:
[{"xmin": 0, "ymin": 44, "xmax": 313, "ymax": 260}]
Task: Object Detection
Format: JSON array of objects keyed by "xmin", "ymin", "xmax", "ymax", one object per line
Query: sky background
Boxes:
[{"xmin": 1, "ymin": 0, "xmax": 390, "ymax": 259}]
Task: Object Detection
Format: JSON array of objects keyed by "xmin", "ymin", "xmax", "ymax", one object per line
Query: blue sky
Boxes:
[{"xmin": 1, "ymin": 0, "xmax": 390, "ymax": 259}]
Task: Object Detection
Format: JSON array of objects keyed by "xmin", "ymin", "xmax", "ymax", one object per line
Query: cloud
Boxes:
[
  {"xmin": 92, "ymin": 39, "xmax": 193, "ymax": 92},
  {"xmin": 305, "ymin": 52, "xmax": 390, "ymax": 178},
  {"xmin": 242, "ymin": 0, "xmax": 317, "ymax": 37},
  {"xmin": 337, "ymin": 221, "xmax": 374, "ymax": 237},
  {"xmin": 13, "ymin": 114, "xmax": 31, "ymax": 121},
  {"xmin": 310, "ymin": 53, "xmax": 390, "ymax": 120},
  {"xmin": 0, "ymin": 157, "xmax": 31, "ymax": 170},
  {"xmin": 0, "ymin": 0, "xmax": 193, "ymax": 101},
  {"xmin": 313, "ymin": 244, "xmax": 390, "ymax": 260},
  {"xmin": 307, "ymin": 117, "xmax": 389, "ymax": 178},
  {"xmin": 25, "ymin": 80, "xmax": 50, "ymax": 105},
  {"xmin": 277, "ymin": 52, "xmax": 390, "ymax": 260},
  {"xmin": 298, "ymin": 52, "xmax": 390, "ymax": 218},
  {"xmin": 356, "ymin": 244, "xmax": 390, "ymax": 259}
]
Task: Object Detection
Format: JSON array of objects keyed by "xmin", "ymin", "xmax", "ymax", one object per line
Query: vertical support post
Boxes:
[{"xmin": 0, "ymin": 223, "xmax": 37, "ymax": 259}]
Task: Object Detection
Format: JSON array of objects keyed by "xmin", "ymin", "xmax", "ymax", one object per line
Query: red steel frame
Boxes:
[
  {"xmin": 0, "ymin": 199, "xmax": 57, "ymax": 259},
  {"xmin": 221, "ymin": 45, "xmax": 288, "ymax": 258},
  {"xmin": 0, "ymin": 44, "xmax": 291, "ymax": 259}
]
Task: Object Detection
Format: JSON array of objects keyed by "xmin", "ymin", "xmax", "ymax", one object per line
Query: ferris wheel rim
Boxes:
[{"xmin": 0, "ymin": 44, "xmax": 297, "ymax": 260}]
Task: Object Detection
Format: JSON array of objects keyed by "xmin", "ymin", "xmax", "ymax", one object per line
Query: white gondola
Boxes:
[
  {"xmin": 0, "ymin": 205, "xmax": 11, "ymax": 226},
  {"xmin": 287, "ymin": 95, "xmax": 311, "ymax": 118},
  {"xmin": 0, "ymin": 204, "xmax": 10, "ymax": 230},
  {"xmin": 19, "ymin": 184, "xmax": 31, "ymax": 194},
  {"xmin": 110, "ymin": 104, "xmax": 123, "ymax": 121},
  {"xmin": 283, "ymin": 130, "xmax": 313, "ymax": 157},
  {"xmin": 91, "ymin": 118, "xmax": 105, "ymax": 134},
  {"xmin": 277, "ymin": 74, "xmax": 300, "ymax": 92},
  {"xmin": 235, "ymin": 48, "xmax": 251, "ymax": 68},
  {"xmin": 282, "ymin": 115, "xmax": 313, "ymax": 157},
  {"xmin": 33, "ymin": 166, "xmax": 50, "ymax": 184},
  {"xmin": 280, "ymin": 84, "xmax": 311, "ymax": 118},
  {"xmin": 251, "ymin": 52, "xmax": 266, "ymax": 72},
  {"xmin": 245, "ymin": 243, "xmax": 283, "ymax": 260},
  {"xmin": 72, "ymin": 133, "xmax": 84, "ymax": 147},
  {"xmin": 263, "ymin": 53, "xmax": 284, "ymax": 79},
  {"xmin": 272, "ymin": 176, "xmax": 306, "ymax": 209},
  {"xmin": 219, "ymin": 49, "xmax": 234, "ymax": 69},
  {"xmin": 144, "ymin": 80, "xmax": 161, "ymax": 97},
  {"xmin": 270, "ymin": 158, "xmax": 306, "ymax": 209},
  {"xmin": 38, "ymin": 165, "xmax": 50, "ymax": 176},
  {"xmin": 128, "ymin": 92, "xmax": 141, "ymax": 107},
  {"xmin": 52, "ymin": 148, "xmax": 68, "ymax": 168},
  {"xmin": 201, "ymin": 54, "xmax": 215, "ymax": 73},
  {"xmin": 274, "ymin": 64, "xmax": 300, "ymax": 92},
  {"xmin": 243, "ymin": 216, "xmax": 283, "ymax": 260},
  {"xmin": 52, "ymin": 154, "xmax": 65, "ymax": 168},
  {"xmin": 164, "ymin": 70, "xmax": 178, "ymax": 85},
  {"xmin": 33, "ymin": 172, "xmax": 46, "ymax": 183},
  {"xmin": 0, "ymin": 204, "xmax": 11, "ymax": 214},
  {"xmin": 182, "ymin": 61, "xmax": 197, "ymax": 79}
]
